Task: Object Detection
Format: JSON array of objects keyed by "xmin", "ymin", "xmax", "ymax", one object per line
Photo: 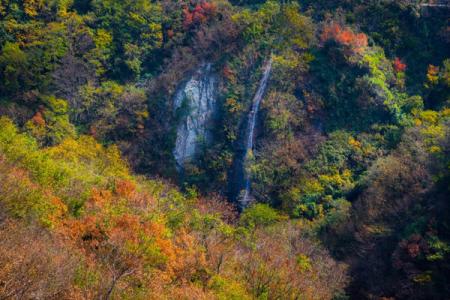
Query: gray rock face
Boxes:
[{"xmin": 173, "ymin": 63, "xmax": 217, "ymax": 169}]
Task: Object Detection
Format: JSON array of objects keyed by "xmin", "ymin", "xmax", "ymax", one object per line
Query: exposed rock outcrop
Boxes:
[{"xmin": 173, "ymin": 63, "xmax": 217, "ymax": 169}]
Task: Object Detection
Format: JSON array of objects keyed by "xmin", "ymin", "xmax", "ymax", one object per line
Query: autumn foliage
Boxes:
[
  {"xmin": 31, "ymin": 110, "xmax": 46, "ymax": 126},
  {"xmin": 393, "ymin": 57, "xmax": 407, "ymax": 73},
  {"xmin": 321, "ymin": 23, "xmax": 368, "ymax": 54},
  {"xmin": 0, "ymin": 117, "xmax": 348, "ymax": 299},
  {"xmin": 1, "ymin": 0, "xmax": 448, "ymax": 299},
  {"xmin": 183, "ymin": 1, "xmax": 217, "ymax": 29}
]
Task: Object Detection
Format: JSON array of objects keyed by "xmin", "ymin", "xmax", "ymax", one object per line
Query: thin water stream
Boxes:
[{"xmin": 232, "ymin": 57, "xmax": 273, "ymax": 210}]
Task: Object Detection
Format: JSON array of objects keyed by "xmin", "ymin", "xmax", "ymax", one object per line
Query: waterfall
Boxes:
[
  {"xmin": 241, "ymin": 57, "xmax": 273, "ymax": 208},
  {"xmin": 229, "ymin": 57, "xmax": 273, "ymax": 211}
]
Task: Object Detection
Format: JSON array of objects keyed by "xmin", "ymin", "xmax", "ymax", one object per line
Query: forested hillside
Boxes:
[{"xmin": 0, "ymin": 0, "xmax": 449, "ymax": 299}]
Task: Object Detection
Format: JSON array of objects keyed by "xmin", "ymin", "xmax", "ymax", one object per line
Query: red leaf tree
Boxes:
[
  {"xmin": 183, "ymin": 1, "xmax": 217, "ymax": 29},
  {"xmin": 393, "ymin": 57, "xmax": 407, "ymax": 73},
  {"xmin": 321, "ymin": 22, "xmax": 368, "ymax": 55}
]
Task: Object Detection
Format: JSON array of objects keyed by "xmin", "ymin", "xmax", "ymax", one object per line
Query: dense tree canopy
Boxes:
[{"xmin": 0, "ymin": 0, "xmax": 449, "ymax": 299}]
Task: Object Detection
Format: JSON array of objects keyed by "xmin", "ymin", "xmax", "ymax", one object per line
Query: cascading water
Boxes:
[
  {"xmin": 241, "ymin": 58, "xmax": 273, "ymax": 207},
  {"xmin": 229, "ymin": 57, "xmax": 273, "ymax": 211}
]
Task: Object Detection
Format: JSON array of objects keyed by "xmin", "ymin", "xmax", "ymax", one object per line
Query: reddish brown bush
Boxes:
[
  {"xmin": 321, "ymin": 23, "xmax": 368, "ymax": 54},
  {"xmin": 31, "ymin": 111, "xmax": 45, "ymax": 126},
  {"xmin": 183, "ymin": 1, "xmax": 217, "ymax": 29},
  {"xmin": 115, "ymin": 179, "xmax": 136, "ymax": 198},
  {"xmin": 393, "ymin": 57, "xmax": 407, "ymax": 72},
  {"xmin": 0, "ymin": 220, "xmax": 78, "ymax": 299}
]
